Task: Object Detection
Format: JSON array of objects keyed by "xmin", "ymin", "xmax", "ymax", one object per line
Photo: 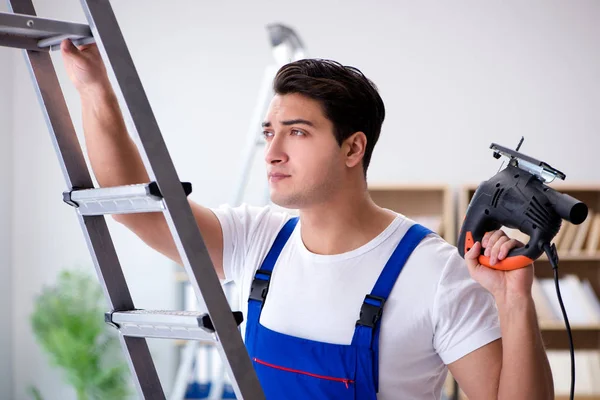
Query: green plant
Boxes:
[{"xmin": 29, "ymin": 269, "xmax": 132, "ymax": 400}]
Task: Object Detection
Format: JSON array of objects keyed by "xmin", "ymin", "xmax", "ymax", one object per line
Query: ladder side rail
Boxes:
[
  {"xmin": 8, "ymin": 0, "xmax": 165, "ymax": 398},
  {"xmin": 77, "ymin": 1, "xmax": 265, "ymax": 398},
  {"xmin": 0, "ymin": 32, "xmax": 47, "ymax": 51}
]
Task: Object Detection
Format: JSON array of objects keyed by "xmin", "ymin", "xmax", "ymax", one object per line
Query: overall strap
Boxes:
[
  {"xmin": 248, "ymin": 216, "xmax": 299, "ymax": 308},
  {"xmin": 370, "ymin": 223, "xmax": 433, "ymax": 300},
  {"xmin": 351, "ymin": 223, "xmax": 433, "ymax": 392}
]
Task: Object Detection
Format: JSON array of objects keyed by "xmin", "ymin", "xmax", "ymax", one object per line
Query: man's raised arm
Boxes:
[{"xmin": 60, "ymin": 39, "xmax": 225, "ymax": 278}]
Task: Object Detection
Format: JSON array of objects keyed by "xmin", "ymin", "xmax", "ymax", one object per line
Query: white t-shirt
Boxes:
[{"xmin": 211, "ymin": 203, "xmax": 502, "ymax": 400}]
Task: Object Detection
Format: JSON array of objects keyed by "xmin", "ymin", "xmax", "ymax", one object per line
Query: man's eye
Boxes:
[
  {"xmin": 291, "ymin": 129, "xmax": 305, "ymax": 136},
  {"xmin": 262, "ymin": 131, "xmax": 274, "ymax": 139}
]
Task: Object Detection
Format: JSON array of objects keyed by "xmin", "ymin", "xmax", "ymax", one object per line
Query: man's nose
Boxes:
[{"xmin": 265, "ymin": 134, "xmax": 288, "ymax": 165}]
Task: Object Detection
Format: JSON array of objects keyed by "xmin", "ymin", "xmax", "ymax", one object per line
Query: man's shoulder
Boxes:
[
  {"xmin": 389, "ymin": 212, "xmax": 461, "ymax": 267},
  {"xmin": 385, "ymin": 213, "xmax": 471, "ymax": 298},
  {"xmin": 210, "ymin": 203, "xmax": 298, "ymax": 284}
]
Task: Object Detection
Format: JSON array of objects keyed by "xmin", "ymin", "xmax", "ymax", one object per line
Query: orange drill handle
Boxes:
[{"xmin": 465, "ymin": 231, "xmax": 533, "ymax": 271}]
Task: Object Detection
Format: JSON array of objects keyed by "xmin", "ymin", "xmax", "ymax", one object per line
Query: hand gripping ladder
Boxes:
[{"xmin": 0, "ymin": 0, "xmax": 265, "ymax": 398}]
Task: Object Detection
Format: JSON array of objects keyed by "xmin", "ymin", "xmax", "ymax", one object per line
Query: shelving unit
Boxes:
[
  {"xmin": 556, "ymin": 397, "xmax": 600, "ymax": 400},
  {"xmin": 456, "ymin": 183, "xmax": 600, "ymax": 399}
]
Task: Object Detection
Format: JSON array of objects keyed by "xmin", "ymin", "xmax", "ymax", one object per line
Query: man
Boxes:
[{"xmin": 60, "ymin": 39, "xmax": 554, "ymax": 399}]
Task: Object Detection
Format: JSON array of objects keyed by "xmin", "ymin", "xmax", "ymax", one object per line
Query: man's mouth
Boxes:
[{"xmin": 268, "ymin": 172, "xmax": 291, "ymax": 182}]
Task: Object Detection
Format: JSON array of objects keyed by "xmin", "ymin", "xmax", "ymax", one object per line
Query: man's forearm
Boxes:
[
  {"xmin": 79, "ymin": 85, "xmax": 149, "ymax": 188},
  {"xmin": 496, "ymin": 293, "xmax": 554, "ymax": 400}
]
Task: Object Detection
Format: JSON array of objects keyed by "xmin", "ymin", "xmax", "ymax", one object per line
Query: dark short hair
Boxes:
[{"xmin": 273, "ymin": 59, "xmax": 385, "ymax": 177}]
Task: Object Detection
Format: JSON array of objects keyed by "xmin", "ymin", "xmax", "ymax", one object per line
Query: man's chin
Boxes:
[{"xmin": 269, "ymin": 192, "xmax": 302, "ymax": 210}]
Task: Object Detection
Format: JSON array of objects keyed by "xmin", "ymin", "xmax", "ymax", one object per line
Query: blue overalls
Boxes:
[{"xmin": 245, "ymin": 217, "xmax": 432, "ymax": 399}]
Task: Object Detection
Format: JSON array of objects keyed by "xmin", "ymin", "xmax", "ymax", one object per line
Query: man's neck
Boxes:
[{"xmin": 298, "ymin": 191, "xmax": 397, "ymax": 256}]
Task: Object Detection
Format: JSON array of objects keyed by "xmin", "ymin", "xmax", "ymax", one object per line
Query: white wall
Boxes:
[
  {"xmin": 0, "ymin": 1, "xmax": 13, "ymax": 398},
  {"xmin": 7, "ymin": 0, "xmax": 600, "ymax": 399}
]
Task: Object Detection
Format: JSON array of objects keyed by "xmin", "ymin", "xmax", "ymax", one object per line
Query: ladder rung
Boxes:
[
  {"xmin": 62, "ymin": 182, "xmax": 192, "ymax": 216},
  {"xmin": 38, "ymin": 33, "xmax": 95, "ymax": 50},
  {"xmin": 0, "ymin": 11, "xmax": 93, "ymax": 51},
  {"xmin": 106, "ymin": 310, "xmax": 244, "ymax": 341}
]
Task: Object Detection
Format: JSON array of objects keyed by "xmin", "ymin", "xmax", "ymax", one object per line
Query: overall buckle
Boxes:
[
  {"xmin": 356, "ymin": 294, "xmax": 386, "ymax": 328},
  {"xmin": 249, "ymin": 270, "xmax": 272, "ymax": 303}
]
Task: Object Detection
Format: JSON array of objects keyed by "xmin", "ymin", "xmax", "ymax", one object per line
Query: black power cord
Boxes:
[{"xmin": 543, "ymin": 242, "xmax": 574, "ymax": 400}]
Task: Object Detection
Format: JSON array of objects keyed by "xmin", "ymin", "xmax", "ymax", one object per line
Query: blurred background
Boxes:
[{"xmin": 0, "ymin": 0, "xmax": 599, "ymax": 399}]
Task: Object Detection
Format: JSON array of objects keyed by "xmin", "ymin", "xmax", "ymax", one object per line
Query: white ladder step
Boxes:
[
  {"xmin": 63, "ymin": 182, "xmax": 192, "ymax": 216},
  {"xmin": 0, "ymin": 11, "xmax": 94, "ymax": 51},
  {"xmin": 106, "ymin": 309, "xmax": 244, "ymax": 341}
]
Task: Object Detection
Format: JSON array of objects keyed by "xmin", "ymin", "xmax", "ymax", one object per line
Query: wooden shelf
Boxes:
[
  {"xmin": 537, "ymin": 253, "xmax": 600, "ymax": 262},
  {"xmin": 540, "ymin": 322, "xmax": 600, "ymax": 331},
  {"xmin": 452, "ymin": 393, "xmax": 600, "ymax": 399},
  {"xmin": 447, "ymin": 386, "xmax": 600, "ymax": 399},
  {"xmin": 540, "ymin": 324, "xmax": 600, "ymax": 350}
]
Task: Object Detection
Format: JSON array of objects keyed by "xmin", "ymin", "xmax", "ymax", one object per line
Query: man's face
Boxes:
[{"xmin": 262, "ymin": 93, "xmax": 345, "ymax": 209}]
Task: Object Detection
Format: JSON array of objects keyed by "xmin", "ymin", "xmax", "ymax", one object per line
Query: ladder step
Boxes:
[
  {"xmin": 62, "ymin": 182, "xmax": 192, "ymax": 216},
  {"xmin": 0, "ymin": 11, "xmax": 94, "ymax": 51},
  {"xmin": 106, "ymin": 309, "xmax": 244, "ymax": 341}
]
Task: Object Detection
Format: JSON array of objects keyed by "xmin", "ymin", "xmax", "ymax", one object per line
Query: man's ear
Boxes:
[{"xmin": 344, "ymin": 131, "xmax": 367, "ymax": 168}]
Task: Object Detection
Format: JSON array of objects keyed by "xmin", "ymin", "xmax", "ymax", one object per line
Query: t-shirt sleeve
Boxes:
[
  {"xmin": 432, "ymin": 250, "xmax": 502, "ymax": 365},
  {"xmin": 210, "ymin": 203, "xmax": 293, "ymax": 284}
]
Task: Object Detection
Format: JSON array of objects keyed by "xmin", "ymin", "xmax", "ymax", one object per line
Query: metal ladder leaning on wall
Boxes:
[{"xmin": 0, "ymin": 0, "xmax": 265, "ymax": 398}]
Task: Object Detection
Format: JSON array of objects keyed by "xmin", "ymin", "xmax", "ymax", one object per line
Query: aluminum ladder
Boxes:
[{"xmin": 0, "ymin": 0, "xmax": 265, "ymax": 398}]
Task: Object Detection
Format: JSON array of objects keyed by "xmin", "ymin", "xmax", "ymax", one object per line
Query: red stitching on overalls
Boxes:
[{"xmin": 253, "ymin": 358, "xmax": 354, "ymax": 388}]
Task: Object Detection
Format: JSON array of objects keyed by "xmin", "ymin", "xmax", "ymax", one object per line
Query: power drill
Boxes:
[{"xmin": 457, "ymin": 141, "xmax": 588, "ymax": 271}]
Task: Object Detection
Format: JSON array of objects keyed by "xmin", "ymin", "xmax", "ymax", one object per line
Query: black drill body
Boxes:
[{"xmin": 458, "ymin": 163, "xmax": 587, "ymax": 263}]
